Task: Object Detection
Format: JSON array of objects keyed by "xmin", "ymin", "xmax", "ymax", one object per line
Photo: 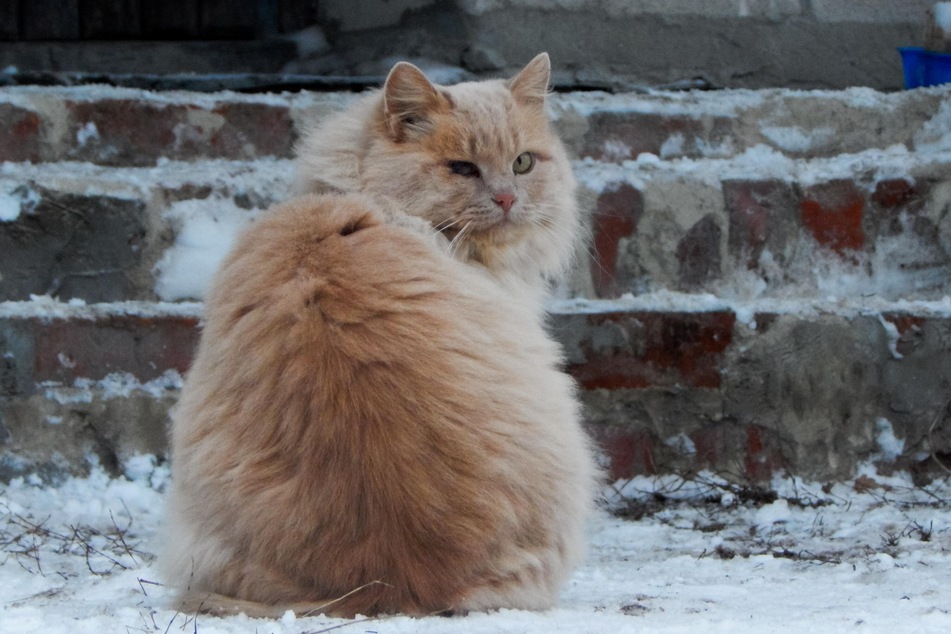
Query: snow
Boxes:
[
  {"xmin": 759, "ymin": 125, "xmax": 834, "ymax": 154},
  {"xmin": 574, "ymin": 143, "xmax": 933, "ymax": 194},
  {"xmin": 0, "ymin": 179, "xmax": 39, "ymax": 222},
  {"xmin": 874, "ymin": 419, "xmax": 906, "ymax": 463},
  {"xmin": 2, "ymin": 459, "xmax": 950, "ymax": 633},
  {"xmin": 0, "ymin": 295, "xmax": 202, "ymax": 321},
  {"xmin": 75, "ymin": 121, "xmax": 99, "ymax": 147},
  {"xmin": 936, "ymin": 2, "xmax": 951, "ymax": 34},
  {"xmin": 153, "ymin": 198, "xmax": 259, "ymax": 301},
  {"xmin": 42, "ymin": 370, "xmax": 184, "ymax": 406},
  {"xmin": 548, "ymin": 291, "xmax": 951, "ymax": 321},
  {"xmin": 0, "ymin": 189, "xmax": 20, "ymax": 222},
  {"xmin": 914, "ymin": 98, "xmax": 951, "ymax": 153}
]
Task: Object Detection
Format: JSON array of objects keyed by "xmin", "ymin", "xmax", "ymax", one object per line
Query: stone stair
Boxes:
[{"xmin": 2, "ymin": 83, "xmax": 951, "ymax": 484}]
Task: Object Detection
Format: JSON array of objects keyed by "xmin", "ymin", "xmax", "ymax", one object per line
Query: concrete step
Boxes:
[
  {"xmin": 0, "ymin": 159, "xmax": 291, "ymax": 302},
  {"xmin": 2, "ymin": 149, "xmax": 950, "ymax": 304},
  {"xmin": 2, "ymin": 297, "xmax": 950, "ymax": 484},
  {"xmin": 2, "ymin": 85, "xmax": 951, "ymax": 485},
  {"xmin": 575, "ymin": 147, "xmax": 951, "ymax": 302},
  {"xmin": 554, "ymin": 87, "xmax": 951, "ymax": 162},
  {"xmin": 1, "ymin": 85, "xmax": 948, "ymax": 166}
]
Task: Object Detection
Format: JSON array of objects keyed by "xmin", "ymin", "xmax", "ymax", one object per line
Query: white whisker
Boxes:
[
  {"xmin": 448, "ymin": 221, "xmax": 474, "ymax": 258},
  {"xmin": 430, "ymin": 216, "xmax": 465, "ymax": 240}
]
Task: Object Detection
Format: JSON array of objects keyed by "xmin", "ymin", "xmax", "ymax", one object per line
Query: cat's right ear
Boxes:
[
  {"xmin": 509, "ymin": 53, "xmax": 551, "ymax": 106},
  {"xmin": 383, "ymin": 62, "xmax": 450, "ymax": 142}
]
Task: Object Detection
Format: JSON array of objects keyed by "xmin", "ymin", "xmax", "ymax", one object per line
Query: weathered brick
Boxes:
[
  {"xmin": 0, "ymin": 187, "xmax": 149, "ymax": 302},
  {"xmin": 870, "ymin": 178, "xmax": 927, "ymax": 237},
  {"xmin": 566, "ymin": 311, "xmax": 735, "ymax": 390},
  {"xmin": 872, "ymin": 178, "xmax": 918, "ymax": 209},
  {"xmin": 64, "ymin": 99, "xmax": 294, "ymax": 165},
  {"xmin": 590, "ymin": 182, "xmax": 643, "ymax": 298},
  {"xmin": 801, "ymin": 179, "xmax": 865, "ymax": 254},
  {"xmin": 723, "ymin": 179, "xmax": 799, "ymax": 268},
  {"xmin": 206, "ymin": 102, "xmax": 295, "ymax": 159},
  {"xmin": 686, "ymin": 423, "xmax": 787, "ymax": 481},
  {"xmin": 33, "ymin": 314, "xmax": 199, "ymax": 386},
  {"xmin": 0, "ymin": 313, "xmax": 199, "ymax": 395},
  {"xmin": 581, "ymin": 112, "xmax": 734, "ymax": 162},
  {"xmin": 676, "ymin": 214, "xmax": 721, "ymax": 289},
  {"xmin": 881, "ymin": 313, "xmax": 926, "ymax": 358},
  {"xmin": 0, "ymin": 103, "xmax": 43, "ymax": 162},
  {"xmin": 743, "ymin": 425, "xmax": 787, "ymax": 481},
  {"xmin": 590, "ymin": 426, "xmax": 657, "ymax": 481},
  {"xmin": 65, "ymin": 99, "xmax": 183, "ymax": 166},
  {"xmin": 690, "ymin": 424, "xmax": 728, "ymax": 469}
]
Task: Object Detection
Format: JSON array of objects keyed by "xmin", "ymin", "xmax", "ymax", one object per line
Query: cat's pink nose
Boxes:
[{"xmin": 493, "ymin": 191, "xmax": 516, "ymax": 214}]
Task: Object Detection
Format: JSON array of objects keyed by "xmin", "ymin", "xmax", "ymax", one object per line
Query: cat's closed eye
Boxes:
[{"xmin": 448, "ymin": 160, "xmax": 481, "ymax": 178}]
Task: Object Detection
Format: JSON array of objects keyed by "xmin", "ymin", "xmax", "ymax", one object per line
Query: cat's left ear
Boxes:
[
  {"xmin": 508, "ymin": 53, "xmax": 551, "ymax": 106},
  {"xmin": 383, "ymin": 62, "xmax": 450, "ymax": 142}
]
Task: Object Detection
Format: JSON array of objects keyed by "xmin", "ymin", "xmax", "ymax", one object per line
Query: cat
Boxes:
[
  {"xmin": 292, "ymin": 53, "xmax": 579, "ymax": 302},
  {"xmin": 160, "ymin": 53, "xmax": 599, "ymax": 619}
]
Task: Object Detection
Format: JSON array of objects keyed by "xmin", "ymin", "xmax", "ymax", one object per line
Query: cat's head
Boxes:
[{"xmin": 359, "ymin": 54, "xmax": 579, "ymax": 288}]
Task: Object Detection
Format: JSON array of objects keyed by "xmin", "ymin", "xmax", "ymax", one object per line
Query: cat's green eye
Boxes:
[{"xmin": 513, "ymin": 151, "xmax": 535, "ymax": 175}]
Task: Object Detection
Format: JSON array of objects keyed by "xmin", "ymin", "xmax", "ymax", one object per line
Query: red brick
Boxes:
[
  {"xmin": 65, "ymin": 99, "xmax": 184, "ymax": 166},
  {"xmin": 723, "ymin": 179, "xmax": 799, "ymax": 268},
  {"xmin": 743, "ymin": 425, "xmax": 786, "ymax": 481},
  {"xmin": 0, "ymin": 104, "xmax": 43, "ymax": 162},
  {"xmin": 677, "ymin": 214, "xmax": 721, "ymax": 289},
  {"xmin": 567, "ymin": 311, "xmax": 735, "ymax": 390},
  {"xmin": 881, "ymin": 313, "xmax": 925, "ymax": 336},
  {"xmin": 881, "ymin": 313, "xmax": 926, "ymax": 358},
  {"xmin": 590, "ymin": 183, "xmax": 643, "ymax": 297},
  {"xmin": 208, "ymin": 102, "xmax": 295, "ymax": 159},
  {"xmin": 690, "ymin": 424, "xmax": 727, "ymax": 469},
  {"xmin": 871, "ymin": 178, "xmax": 926, "ymax": 237},
  {"xmin": 590, "ymin": 426, "xmax": 657, "ymax": 480},
  {"xmin": 64, "ymin": 99, "xmax": 293, "ymax": 165},
  {"xmin": 801, "ymin": 180, "xmax": 866, "ymax": 254},
  {"xmin": 872, "ymin": 178, "xmax": 918, "ymax": 209},
  {"xmin": 686, "ymin": 423, "xmax": 784, "ymax": 481},
  {"xmin": 30, "ymin": 314, "xmax": 200, "ymax": 385}
]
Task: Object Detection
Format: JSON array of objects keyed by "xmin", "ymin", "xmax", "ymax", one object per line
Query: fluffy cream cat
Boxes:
[
  {"xmin": 161, "ymin": 54, "xmax": 598, "ymax": 618},
  {"xmin": 293, "ymin": 53, "xmax": 579, "ymax": 301}
]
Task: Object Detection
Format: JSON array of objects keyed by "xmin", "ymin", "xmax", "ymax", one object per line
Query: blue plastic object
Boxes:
[{"xmin": 899, "ymin": 47, "xmax": 951, "ymax": 88}]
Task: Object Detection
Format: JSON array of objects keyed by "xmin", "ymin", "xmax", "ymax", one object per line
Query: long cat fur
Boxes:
[{"xmin": 161, "ymin": 54, "xmax": 598, "ymax": 619}]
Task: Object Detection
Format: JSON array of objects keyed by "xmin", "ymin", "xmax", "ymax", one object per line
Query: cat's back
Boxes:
[{"xmin": 165, "ymin": 193, "xmax": 595, "ymax": 616}]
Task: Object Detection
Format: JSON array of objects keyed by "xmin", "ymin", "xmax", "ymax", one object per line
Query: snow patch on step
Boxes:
[
  {"xmin": 0, "ymin": 295, "xmax": 202, "ymax": 320},
  {"xmin": 574, "ymin": 143, "xmax": 931, "ymax": 192},
  {"xmin": 42, "ymin": 370, "xmax": 184, "ymax": 405},
  {"xmin": 153, "ymin": 197, "xmax": 259, "ymax": 301},
  {"xmin": 549, "ymin": 291, "xmax": 951, "ymax": 320}
]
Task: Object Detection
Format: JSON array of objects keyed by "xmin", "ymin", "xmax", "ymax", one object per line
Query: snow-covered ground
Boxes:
[{"xmin": 2, "ymin": 458, "xmax": 949, "ymax": 633}]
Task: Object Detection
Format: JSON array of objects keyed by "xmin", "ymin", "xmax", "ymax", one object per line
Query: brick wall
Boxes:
[{"xmin": 2, "ymin": 83, "xmax": 951, "ymax": 483}]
